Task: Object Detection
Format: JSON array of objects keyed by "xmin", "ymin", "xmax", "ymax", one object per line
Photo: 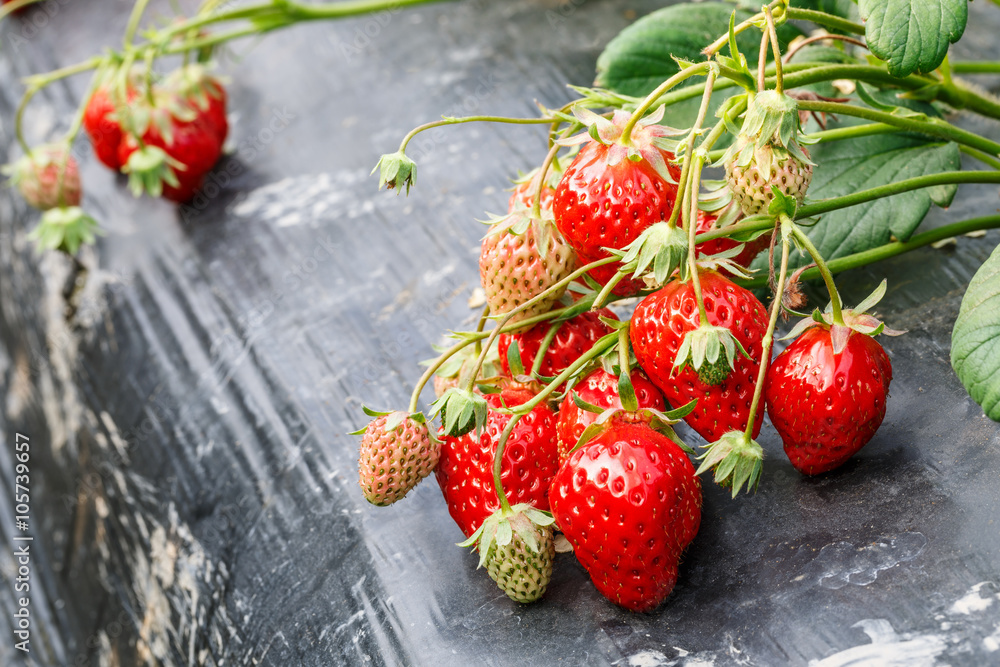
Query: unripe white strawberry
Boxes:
[
  {"xmin": 479, "ymin": 210, "xmax": 575, "ymax": 327},
  {"xmin": 356, "ymin": 410, "xmax": 439, "ymax": 506},
  {"xmin": 726, "ymin": 141, "xmax": 812, "ymax": 216},
  {"xmin": 6, "ymin": 145, "xmax": 81, "ymax": 210}
]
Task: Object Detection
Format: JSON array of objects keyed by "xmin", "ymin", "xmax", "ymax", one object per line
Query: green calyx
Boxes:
[
  {"xmin": 721, "ymin": 90, "xmax": 814, "ymax": 169},
  {"xmin": 673, "ymin": 324, "xmax": 748, "ymax": 386},
  {"xmin": 27, "ymin": 207, "xmax": 103, "ymax": 256},
  {"xmin": 569, "ymin": 400, "xmax": 697, "ymax": 457},
  {"xmin": 430, "ymin": 387, "xmax": 488, "ymax": 438},
  {"xmin": 122, "ymin": 145, "xmax": 182, "ymax": 198},
  {"xmin": 781, "ymin": 279, "xmax": 906, "ymax": 354},
  {"xmin": 695, "ymin": 430, "xmax": 763, "ymax": 498},
  {"xmin": 617, "ymin": 222, "xmax": 690, "ymax": 287},
  {"xmin": 372, "ymin": 150, "xmax": 417, "ymax": 195}
]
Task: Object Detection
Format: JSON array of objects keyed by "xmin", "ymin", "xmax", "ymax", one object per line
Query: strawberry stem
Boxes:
[
  {"xmin": 702, "ymin": 0, "xmax": 786, "ymax": 56},
  {"xmin": 463, "ymin": 257, "xmax": 618, "ymax": 394},
  {"xmin": 763, "ymin": 6, "xmax": 784, "ymax": 94},
  {"xmin": 756, "ymin": 29, "xmax": 768, "ymax": 94},
  {"xmin": 124, "ymin": 0, "xmax": 153, "ymax": 48},
  {"xmin": 397, "ymin": 116, "xmax": 555, "ymax": 155},
  {"xmin": 736, "ymin": 213, "xmax": 1000, "ymax": 288},
  {"xmin": 492, "ymin": 413, "xmax": 521, "ymax": 515},
  {"xmin": 532, "ymin": 143, "xmax": 560, "ymax": 220},
  {"xmin": 743, "ymin": 220, "xmax": 789, "ymax": 440},
  {"xmin": 620, "ymin": 61, "xmax": 712, "ymax": 146},
  {"xmin": 529, "ymin": 322, "xmax": 562, "ymax": 377},
  {"xmin": 786, "ymin": 216, "xmax": 845, "ymax": 326}
]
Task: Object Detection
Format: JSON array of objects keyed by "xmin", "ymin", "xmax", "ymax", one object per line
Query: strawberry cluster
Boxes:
[
  {"xmin": 83, "ymin": 64, "xmax": 228, "ymax": 204},
  {"xmin": 356, "ymin": 93, "xmax": 902, "ymax": 613}
]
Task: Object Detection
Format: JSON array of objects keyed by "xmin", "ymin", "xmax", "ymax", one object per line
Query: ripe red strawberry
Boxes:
[
  {"xmin": 555, "ymin": 367, "xmax": 665, "ymax": 464},
  {"xmin": 549, "ymin": 419, "xmax": 702, "ymax": 612},
  {"xmin": 630, "ymin": 270, "xmax": 769, "ymax": 442},
  {"xmin": 498, "ymin": 309, "xmax": 616, "ymax": 378},
  {"xmin": 118, "ymin": 101, "xmax": 224, "ymax": 204},
  {"xmin": 83, "ymin": 84, "xmax": 136, "ymax": 170},
  {"xmin": 694, "ymin": 210, "xmax": 769, "ymax": 268},
  {"xmin": 479, "ymin": 210, "xmax": 576, "ymax": 327},
  {"xmin": 766, "ymin": 324, "xmax": 893, "ymax": 475},
  {"xmin": 6, "ymin": 145, "xmax": 81, "ymax": 210},
  {"xmin": 164, "ymin": 64, "xmax": 229, "ymax": 145},
  {"xmin": 436, "ymin": 385, "xmax": 560, "ymax": 537},
  {"xmin": 553, "ymin": 109, "xmax": 681, "ymax": 296},
  {"xmin": 356, "ymin": 410, "xmax": 439, "ymax": 506}
]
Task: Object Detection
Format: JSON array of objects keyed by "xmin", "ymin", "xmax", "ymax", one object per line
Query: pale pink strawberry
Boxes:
[
  {"xmin": 356, "ymin": 410, "xmax": 439, "ymax": 506},
  {"xmin": 6, "ymin": 145, "xmax": 81, "ymax": 210},
  {"xmin": 479, "ymin": 210, "xmax": 576, "ymax": 326}
]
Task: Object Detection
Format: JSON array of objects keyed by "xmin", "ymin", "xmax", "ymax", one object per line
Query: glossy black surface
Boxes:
[{"xmin": 1, "ymin": 1, "xmax": 1000, "ymax": 665}]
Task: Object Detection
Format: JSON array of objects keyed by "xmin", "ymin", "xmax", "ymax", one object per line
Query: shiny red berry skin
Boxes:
[
  {"xmin": 766, "ymin": 325, "xmax": 893, "ymax": 475},
  {"xmin": 553, "ymin": 140, "xmax": 680, "ymax": 296},
  {"xmin": 630, "ymin": 270, "xmax": 769, "ymax": 442},
  {"xmin": 555, "ymin": 368, "xmax": 665, "ymax": 464},
  {"xmin": 498, "ymin": 309, "xmax": 616, "ymax": 379},
  {"xmin": 549, "ymin": 420, "xmax": 701, "ymax": 612},
  {"xmin": 436, "ymin": 387, "xmax": 560, "ymax": 538}
]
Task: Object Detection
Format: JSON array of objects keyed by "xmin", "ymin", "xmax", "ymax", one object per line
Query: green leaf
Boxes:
[
  {"xmin": 952, "ymin": 243, "xmax": 1000, "ymax": 421},
  {"xmin": 859, "ymin": 0, "xmax": 967, "ymax": 77},
  {"xmin": 594, "ymin": 3, "xmax": 803, "ymax": 125}
]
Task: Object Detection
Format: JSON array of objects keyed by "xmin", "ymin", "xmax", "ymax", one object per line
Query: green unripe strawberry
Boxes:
[
  {"xmin": 725, "ymin": 141, "xmax": 812, "ymax": 216},
  {"xmin": 459, "ymin": 504, "xmax": 556, "ymax": 604}
]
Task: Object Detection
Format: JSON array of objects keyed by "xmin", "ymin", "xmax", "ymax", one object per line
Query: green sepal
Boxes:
[
  {"xmin": 27, "ymin": 207, "xmax": 103, "ymax": 256},
  {"xmin": 122, "ymin": 145, "xmax": 182, "ymax": 199},
  {"xmin": 430, "ymin": 387, "xmax": 488, "ymax": 437},
  {"xmin": 619, "ymin": 222, "xmax": 690, "ymax": 286},
  {"xmin": 572, "ymin": 392, "xmax": 606, "ymax": 414},
  {"xmin": 371, "ymin": 150, "xmax": 417, "ymax": 195},
  {"xmin": 672, "ymin": 324, "xmax": 748, "ymax": 385},
  {"xmin": 506, "ymin": 341, "xmax": 526, "ymax": 377},
  {"xmin": 694, "ymin": 430, "xmax": 763, "ymax": 498}
]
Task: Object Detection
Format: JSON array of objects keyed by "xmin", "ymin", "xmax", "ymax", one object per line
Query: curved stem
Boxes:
[
  {"xmin": 959, "ymin": 145, "xmax": 1000, "ymax": 171},
  {"xmin": 702, "ymin": 0, "xmax": 783, "ymax": 56},
  {"xmin": 787, "ymin": 217, "xmax": 844, "ymax": 325},
  {"xmin": 784, "ymin": 8, "xmax": 865, "ymax": 35},
  {"xmin": 784, "ymin": 34, "xmax": 868, "ymax": 63},
  {"xmin": 757, "ymin": 30, "xmax": 769, "ymax": 94},
  {"xmin": 621, "ymin": 62, "xmax": 712, "ymax": 142},
  {"xmin": 532, "ymin": 143, "xmax": 560, "ymax": 219},
  {"xmin": 124, "ymin": 0, "xmax": 153, "ymax": 47},
  {"xmin": 737, "ymin": 214, "xmax": 1000, "ymax": 288},
  {"xmin": 796, "ymin": 171, "xmax": 1000, "ymax": 219},
  {"xmin": 795, "ymin": 100, "xmax": 1000, "ymax": 156},
  {"xmin": 493, "ymin": 414, "xmax": 521, "ymax": 514},
  {"xmin": 397, "ymin": 115, "xmax": 553, "ymax": 154},
  {"xmin": 763, "ymin": 6, "xmax": 784, "ymax": 94},
  {"xmin": 743, "ymin": 229, "xmax": 790, "ymax": 440},
  {"xmin": 530, "ymin": 323, "xmax": 562, "ymax": 377},
  {"xmin": 464, "ymin": 257, "xmax": 618, "ymax": 392},
  {"xmin": 508, "ymin": 333, "xmax": 617, "ymax": 415}
]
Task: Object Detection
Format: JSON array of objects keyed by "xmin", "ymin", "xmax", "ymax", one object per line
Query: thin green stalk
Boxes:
[
  {"xmin": 124, "ymin": 0, "xmax": 153, "ymax": 47},
  {"xmin": 784, "ymin": 8, "xmax": 865, "ymax": 35},
  {"xmin": 796, "ymin": 100, "xmax": 1000, "ymax": 156},
  {"xmin": 464, "ymin": 257, "xmax": 618, "ymax": 392},
  {"xmin": 473, "ymin": 304, "xmax": 489, "ymax": 359},
  {"xmin": 787, "ymin": 217, "xmax": 844, "ymax": 325},
  {"xmin": 743, "ymin": 228, "xmax": 790, "ymax": 440},
  {"xmin": 508, "ymin": 333, "xmax": 618, "ymax": 415},
  {"xmin": 951, "ymin": 61, "xmax": 1000, "ymax": 75},
  {"xmin": 621, "ymin": 62, "xmax": 712, "ymax": 141},
  {"xmin": 530, "ymin": 323, "xmax": 562, "ymax": 377},
  {"xmin": 738, "ymin": 214, "xmax": 1000, "ymax": 288},
  {"xmin": 797, "ymin": 171, "xmax": 1000, "ymax": 218},
  {"xmin": 397, "ymin": 116, "xmax": 554, "ymax": 154},
  {"xmin": 960, "ymin": 145, "xmax": 1000, "ymax": 171},
  {"xmin": 763, "ymin": 6, "xmax": 784, "ymax": 94},
  {"xmin": 702, "ymin": 0, "xmax": 784, "ymax": 56},
  {"xmin": 493, "ymin": 414, "xmax": 521, "ymax": 514},
  {"xmin": 532, "ymin": 143, "xmax": 560, "ymax": 220}
]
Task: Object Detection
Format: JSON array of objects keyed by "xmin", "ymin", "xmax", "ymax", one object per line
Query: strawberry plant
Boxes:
[
  {"xmin": 353, "ymin": 0, "xmax": 1000, "ymax": 611},
  {"xmin": 7, "ymin": 0, "xmax": 1000, "ymax": 615}
]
